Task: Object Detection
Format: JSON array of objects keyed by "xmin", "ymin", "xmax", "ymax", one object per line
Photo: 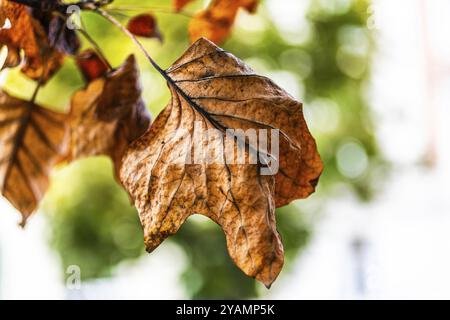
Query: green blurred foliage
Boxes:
[
  {"xmin": 175, "ymin": 206, "xmax": 311, "ymax": 299},
  {"xmin": 2, "ymin": 0, "xmax": 384, "ymax": 299},
  {"xmin": 42, "ymin": 158, "xmax": 144, "ymax": 280},
  {"xmin": 304, "ymin": 0, "xmax": 383, "ymax": 199}
]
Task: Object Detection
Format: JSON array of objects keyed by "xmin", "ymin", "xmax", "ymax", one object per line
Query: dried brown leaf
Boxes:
[
  {"xmin": 120, "ymin": 38, "xmax": 322, "ymax": 287},
  {"xmin": 0, "ymin": 0, "xmax": 80, "ymax": 81},
  {"xmin": 0, "ymin": 89, "xmax": 68, "ymax": 225},
  {"xmin": 67, "ymin": 55, "xmax": 151, "ymax": 180}
]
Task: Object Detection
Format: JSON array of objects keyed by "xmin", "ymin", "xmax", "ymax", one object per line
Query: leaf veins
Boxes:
[
  {"xmin": 120, "ymin": 38, "xmax": 323, "ymax": 287},
  {"xmin": 0, "ymin": 89, "xmax": 68, "ymax": 225}
]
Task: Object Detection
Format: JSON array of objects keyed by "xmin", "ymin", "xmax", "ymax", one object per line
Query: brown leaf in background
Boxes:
[
  {"xmin": 0, "ymin": 89, "xmax": 68, "ymax": 225},
  {"xmin": 67, "ymin": 55, "xmax": 151, "ymax": 180},
  {"xmin": 0, "ymin": 1, "xmax": 65, "ymax": 82},
  {"xmin": 127, "ymin": 13, "xmax": 162, "ymax": 42},
  {"xmin": 120, "ymin": 38, "xmax": 322, "ymax": 287},
  {"xmin": 188, "ymin": 0, "xmax": 259, "ymax": 44}
]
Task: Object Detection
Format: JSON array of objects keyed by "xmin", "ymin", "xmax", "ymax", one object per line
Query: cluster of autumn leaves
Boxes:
[
  {"xmin": 0, "ymin": 0, "xmax": 146, "ymax": 225},
  {"xmin": 0, "ymin": 0, "xmax": 79, "ymax": 82},
  {"xmin": 0, "ymin": 0, "xmax": 323, "ymax": 287}
]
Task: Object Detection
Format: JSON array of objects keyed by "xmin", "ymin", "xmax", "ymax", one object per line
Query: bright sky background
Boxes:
[{"xmin": 268, "ymin": 0, "xmax": 450, "ymax": 299}]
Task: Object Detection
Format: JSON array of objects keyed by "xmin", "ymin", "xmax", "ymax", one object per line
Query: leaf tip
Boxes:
[
  {"xmin": 255, "ymin": 264, "xmax": 283, "ymax": 289},
  {"xmin": 144, "ymin": 234, "xmax": 164, "ymax": 253},
  {"xmin": 192, "ymin": 36, "xmax": 219, "ymax": 48},
  {"xmin": 18, "ymin": 216, "xmax": 28, "ymax": 229}
]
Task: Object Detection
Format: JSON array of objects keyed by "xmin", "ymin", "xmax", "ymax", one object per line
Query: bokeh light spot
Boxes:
[{"xmin": 336, "ymin": 141, "xmax": 369, "ymax": 179}]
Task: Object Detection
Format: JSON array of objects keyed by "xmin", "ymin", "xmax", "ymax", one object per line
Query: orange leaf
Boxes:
[
  {"xmin": 188, "ymin": 0, "xmax": 259, "ymax": 44},
  {"xmin": 0, "ymin": 1, "xmax": 63, "ymax": 81}
]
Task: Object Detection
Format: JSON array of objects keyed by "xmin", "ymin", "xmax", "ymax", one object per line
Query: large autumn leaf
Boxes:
[
  {"xmin": 67, "ymin": 54, "xmax": 151, "ymax": 180},
  {"xmin": 188, "ymin": 0, "xmax": 258, "ymax": 44},
  {"xmin": 0, "ymin": 89, "xmax": 67, "ymax": 225},
  {"xmin": 0, "ymin": 0, "xmax": 79, "ymax": 81},
  {"xmin": 120, "ymin": 38, "xmax": 323, "ymax": 287}
]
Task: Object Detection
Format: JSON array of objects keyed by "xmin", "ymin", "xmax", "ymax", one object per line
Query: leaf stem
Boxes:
[
  {"xmin": 94, "ymin": 7, "xmax": 228, "ymax": 131},
  {"xmin": 94, "ymin": 7, "xmax": 167, "ymax": 77},
  {"xmin": 94, "ymin": 7, "xmax": 274, "ymax": 172},
  {"xmin": 31, "ymin": 14, "xmax": 68, "ymax": 103},
  {"xmin": 30, "ymin": 78, "xmax": 43, "ymax": 103},
  {"xmin": 77, "ymin": 28, "xmax": 113, "ymax": 71},
  {"xmin": 51, "ymin": 11, "xmax": 113, "ymax": 71}
]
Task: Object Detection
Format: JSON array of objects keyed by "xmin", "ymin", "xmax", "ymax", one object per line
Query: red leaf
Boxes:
[
  {"xmin": 76, "ymin": 49, "xmax": 109, "ymax": 82},
  {"xmin": 127, "ymin": 14, "xmax": 162, "ymax": 41}
]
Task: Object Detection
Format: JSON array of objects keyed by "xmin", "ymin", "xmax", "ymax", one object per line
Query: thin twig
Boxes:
[
  {"xmin": 105, "ymin": 10, "xmax": 130, "ymax": 19},
  {"xmin": 30, "ymin": 78, "xmax": 43, "ymax": 103},
  {"xmin": 107, "ymin": 6, "xmax": 194, "ymax": 19}
]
